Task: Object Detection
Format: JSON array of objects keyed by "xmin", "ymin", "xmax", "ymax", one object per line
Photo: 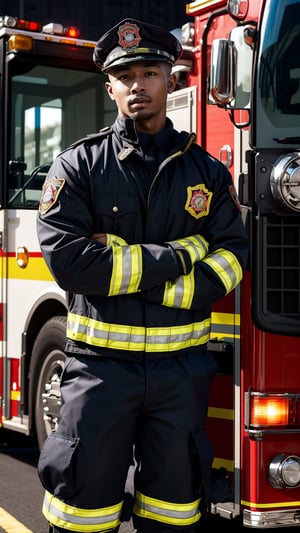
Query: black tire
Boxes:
[{"xmin": 30, "ymin": 315, "xmax": 67, "ymax": 448}]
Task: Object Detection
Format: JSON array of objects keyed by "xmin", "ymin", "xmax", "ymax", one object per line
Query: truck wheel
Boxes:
[{"xmin": 30, "ymin": 315, "xmax": 67, "ymax": 448}]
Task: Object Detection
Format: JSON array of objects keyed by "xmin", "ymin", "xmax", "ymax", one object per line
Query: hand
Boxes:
[{"xmin": 91, "ymin": 233, "xmax": 107, "ymax": 245}]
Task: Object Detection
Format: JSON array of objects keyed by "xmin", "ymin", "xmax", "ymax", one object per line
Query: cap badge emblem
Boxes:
[
  {"xmin": 185, "ymin": 184, "xmax": 213, "ymax": 219},
  {"xmin": 118, "ymin": 22, "xmax": 141, "ymax": 49}
]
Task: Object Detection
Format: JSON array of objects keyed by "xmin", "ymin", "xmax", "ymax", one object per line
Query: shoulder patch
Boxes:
[
  {"xmin": 228, "ymin": 184, "xmax": 242, "ymax": 212},
  {"xmin": 39, "ymin": 177, "xmax": 65, "ymax": 215},
  {"xmin": 185, "ymin": 184, "xmax": 213, "ymax": 219}
]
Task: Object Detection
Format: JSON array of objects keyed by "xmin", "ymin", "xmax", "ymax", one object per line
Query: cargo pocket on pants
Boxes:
[{"xmin": 38, "ymin": 433, "xmax": 80, "ymax": 500}]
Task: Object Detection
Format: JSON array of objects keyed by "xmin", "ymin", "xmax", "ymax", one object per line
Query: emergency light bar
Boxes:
[
  {"xmin": 0, "ymin": 15, "xmax": 41, "ymax": 31},
  {"xmin": 42, "ymin": 23, "xmax": 80, "ymax": 38},
  {"xmin": 0, "ymin": 15, "xmax": 80, "ymax": 38}
]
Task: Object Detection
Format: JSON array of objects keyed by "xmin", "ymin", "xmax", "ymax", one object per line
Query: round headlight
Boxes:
[
  {"xmin": 269, "ymin": 454, "xmax": 300, "ymax": 489},
  {"xmin": 270, "ymin": 152, "xmax": 300, "ymax": 212}
]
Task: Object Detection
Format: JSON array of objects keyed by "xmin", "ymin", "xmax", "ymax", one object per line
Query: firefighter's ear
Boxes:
[
  {"xmin": 167, "ymin": 73, "xmax": 177, "ymax": 94},
  {"xmin": 105, "ymin": 81, "xmax": 115, "ymax": 101}
]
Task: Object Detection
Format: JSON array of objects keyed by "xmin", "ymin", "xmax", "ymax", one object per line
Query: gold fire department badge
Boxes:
[
  {"xmin": 118, "ymin": 22, "xmax": 141, "ymax": 49},
  {"xmin": 185, "ymin": 184, "xmax": 213, "ymax": 219},
  {"xmin": 39, "ymin": 176, "xmax": 65, "ymax": 215}
]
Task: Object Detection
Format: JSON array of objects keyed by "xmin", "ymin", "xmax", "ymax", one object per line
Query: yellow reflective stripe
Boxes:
[
  {"xmin": 210, "ymin": 311, "xmax": 240, "ymax": 339},
  {"xmin": 106, "ymin": 233, "xmax": 128, "ymax": 246},
  {"xmin": 202, "ymin": 248, "xmax": 243, "ymax": 294},
  {"xmin": 67, "ymin": 312, "xmax": 210, "ymax": 352},
  {"xmin": 109, "ymin": 244, "xmax": 142, "ymax": 296},
  {"xmin": 241, "ymin": 498, "xmax": 300, "ymax": 509},
  {"xmin": 172, "ymin": 234, "xmax": 208, "ymax": 263},
  {"xmin": 162, "ymin": 270, "xmax": 194, "ymax": 309},
  {"xmin": 42, "ymin": 491, "xmax": 122, "ymax": 532},
  {"xmin": 133, "ymin": 490, "xmax": 201, "ymax": 526}
]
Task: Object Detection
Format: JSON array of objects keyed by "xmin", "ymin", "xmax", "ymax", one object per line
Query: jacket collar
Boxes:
[{"xmin": 113, "ymin": 115, "xmax": 195, "ymax": 161}]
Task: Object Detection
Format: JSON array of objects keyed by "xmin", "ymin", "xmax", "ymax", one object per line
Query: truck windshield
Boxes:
[
  {"xmin": 8, "ymin": 60, "xmax": 116, "ymax": 208},
  {"xmin": 255, "ymin": 0, "xmax": 300, "ymax": 148}
]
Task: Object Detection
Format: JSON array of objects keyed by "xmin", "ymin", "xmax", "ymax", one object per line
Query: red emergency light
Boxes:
[
  {"xmin": 16, "ymin": 19, "xmax": 41, "ymax": 31},
  {"xmin": 251, "ymin": 395, "xmax": 289, "ymax": 426},
  {"xmin": 65, "ymin": 26, "xmax": 80, "ymax": 38}
]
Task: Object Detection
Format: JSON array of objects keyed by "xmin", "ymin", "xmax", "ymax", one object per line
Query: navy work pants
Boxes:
[{"xmin": 39, "ymin": 350, "xmax": 217, "ymax": 532}]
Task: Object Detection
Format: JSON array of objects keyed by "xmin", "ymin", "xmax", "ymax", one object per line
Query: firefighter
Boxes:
[{"xmin": 36, "ymin": 18, "xmax": 248, "ymax": 533}]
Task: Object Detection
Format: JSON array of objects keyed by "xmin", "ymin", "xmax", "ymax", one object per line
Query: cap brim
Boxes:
[{"xmin": 103, "ymin": 54, "xmax": 173, "ymax": 73}]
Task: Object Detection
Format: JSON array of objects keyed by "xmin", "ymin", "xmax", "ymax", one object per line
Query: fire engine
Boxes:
[
  {"xmin": 0, "ymin": 16, "xmax": 108, "ymax": 445},
  {"xmin": 1, "ymin": 0, "xmax": 300, "ymax": 529},
  {"xmin": 167, "ymin": 0, "xmax": 300, "ymax": 528}
]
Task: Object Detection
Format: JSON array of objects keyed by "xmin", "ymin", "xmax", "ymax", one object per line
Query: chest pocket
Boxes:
[{"xmin": 94, "ymin": 192, "xmax": 141, "ymax": 242}]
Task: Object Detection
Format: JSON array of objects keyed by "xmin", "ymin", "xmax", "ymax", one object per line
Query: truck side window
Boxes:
[{"xmin": 8, "ymin": 64, "xmax": 110, "ymax": 208}]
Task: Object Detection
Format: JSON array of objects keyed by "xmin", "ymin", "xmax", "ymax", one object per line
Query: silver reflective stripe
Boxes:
[
  {"xmin": 210, "ymin": 311, "xmax": 240, "ymax": 339},
  {"xmin": 137, "ymin": 500, "xmax": 197, "ymax": 519},
  {"xmin": 43, "ymin": 491, "xmax": 122, "ymax": 531},
  {"xmin": 67, "ymin": 313, "xmax": 211, "ymax": 352},
  {"xmin": 182, "ymin": 234, "xmax": 208, "ymax": 262},
  {"xmin": 202, "ymin": 248, "xmax": 243, "ymax": 294},
  {"xmin": 119, "ymin": 246, "xmax": 133, "ymax": 290},
  {"xmin": 214, "ymin": 252, "xmax": 238, "ymax": 286},
  {"xmin": 172, "ymin": 276, "xmax": 185, "ymax": 307},
  {"xmin": 133, "ymin": 490, "xmax": 201, "ymax": 526},
  {"xmin": 163, "ymin": 273, "xmax": 194, "ymax": 309},
  {"xmin": 109, "ymin": 244, "xmax": 142, "ymax": 296},
  {"xmin": 168, "ymin": 234, "xmax": 209, "ymax": 264}
]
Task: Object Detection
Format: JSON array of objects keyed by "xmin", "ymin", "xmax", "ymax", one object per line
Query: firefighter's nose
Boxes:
[{"xmin": 131, "ymin": 79, "xmax": 145, "ymax": 93}]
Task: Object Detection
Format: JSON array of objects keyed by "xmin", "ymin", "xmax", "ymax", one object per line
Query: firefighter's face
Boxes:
[{"xmin": 105, "ymin": 61, "xmax": 176, "ymax": 133}]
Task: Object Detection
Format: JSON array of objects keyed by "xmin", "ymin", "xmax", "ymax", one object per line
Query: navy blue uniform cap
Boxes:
[{"xmin": 93, "ymin": 18, "xmax": 182, "ymax": 73}]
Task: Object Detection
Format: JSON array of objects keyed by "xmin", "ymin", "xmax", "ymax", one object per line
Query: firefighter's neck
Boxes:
[{"xmin": 120, "ymin": 112, "xmax": 167, "ymax": 135}]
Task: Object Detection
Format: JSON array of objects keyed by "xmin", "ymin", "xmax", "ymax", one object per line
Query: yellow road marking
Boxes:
[{"xmin": 0, "ymin": 507, "xmax": 33, "ymax": 533}]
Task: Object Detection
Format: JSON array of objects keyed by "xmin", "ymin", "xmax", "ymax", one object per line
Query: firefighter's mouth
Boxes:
[{"xmin": 129, "ymin": 96, "xmax": 151, "ymax": 107}]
